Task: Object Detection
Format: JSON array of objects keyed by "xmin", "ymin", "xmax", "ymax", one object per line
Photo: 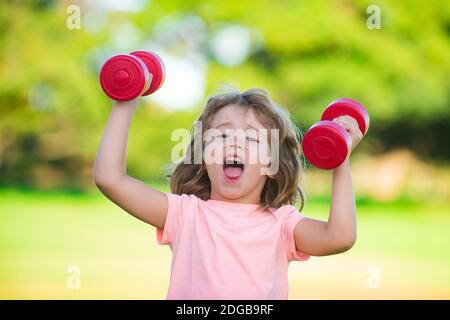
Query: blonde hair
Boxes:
[{"xmin": 168, "ymin": 88, "xmax": 306, "ymax": 211}]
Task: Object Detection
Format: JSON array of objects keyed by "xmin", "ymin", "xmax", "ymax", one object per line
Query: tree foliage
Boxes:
[{"xmin": 0, "ymin": 0, "xmax": 449, "ymax": 189}]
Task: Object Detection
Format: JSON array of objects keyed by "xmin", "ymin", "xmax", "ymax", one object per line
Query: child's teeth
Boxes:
[{"xmin": 224, "ymin": 156, "xmax": 243, "ymax": 164}]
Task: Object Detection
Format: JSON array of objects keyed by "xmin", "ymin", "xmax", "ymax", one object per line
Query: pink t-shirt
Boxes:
[{"xmin": 156, "ymin": 192, "xmax": 310, "ymax": 300}]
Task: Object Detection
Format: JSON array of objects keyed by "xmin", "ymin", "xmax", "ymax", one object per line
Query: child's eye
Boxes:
[
  {"xmin": 218, "ymin": 133, "xmax": 229, "ymax": 139},
  {"xmin": 246, "ymin": 136, "xmax": 259, "ymax": 143}
]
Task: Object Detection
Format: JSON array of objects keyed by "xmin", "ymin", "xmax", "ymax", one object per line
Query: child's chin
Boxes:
[{"xmin": 220, "ymin": 186, "xmax": 245, "ymax": 199}]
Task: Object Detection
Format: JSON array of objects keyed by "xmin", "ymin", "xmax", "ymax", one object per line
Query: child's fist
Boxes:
[{"xmin": 333, "ymin": 115, "xmax": 363, "ymax": 153}]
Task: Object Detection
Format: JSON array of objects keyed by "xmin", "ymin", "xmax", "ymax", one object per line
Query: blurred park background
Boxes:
[{"xmin": 1, "ymin": 0, "xmax": 449, "ymax": 299}]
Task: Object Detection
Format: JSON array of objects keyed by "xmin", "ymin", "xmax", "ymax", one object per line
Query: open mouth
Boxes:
[{"xmin": 223, "ymin": 156, "xmax": 244, "ymax": 183}]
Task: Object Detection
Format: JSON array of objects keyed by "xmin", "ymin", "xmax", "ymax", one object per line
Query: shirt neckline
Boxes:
[{"xmin": 206, "ymin": 198, "xmax": 263, "ymax": 210}]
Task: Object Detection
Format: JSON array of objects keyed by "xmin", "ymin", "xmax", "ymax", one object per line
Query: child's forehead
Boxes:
[{"xmin": 210, "ymin": 104, "xmax": 267, "ymax": 129}]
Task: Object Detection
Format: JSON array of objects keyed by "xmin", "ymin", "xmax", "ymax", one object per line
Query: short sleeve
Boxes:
[
  {"xmin": 156, "ymin": 193, "xmax": 192, "ymax": 247},
  {"xmin": 281, "ymin": 207, "xmax": 310, "ymax": 262}
]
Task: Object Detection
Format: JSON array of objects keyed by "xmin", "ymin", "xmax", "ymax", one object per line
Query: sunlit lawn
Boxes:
[{"xmin": 1, "ymin": 186, "xmax": 449, "ymax": 299}]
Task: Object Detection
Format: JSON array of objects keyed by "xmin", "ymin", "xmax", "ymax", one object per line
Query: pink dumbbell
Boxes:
[
  {"xmin": 99, "ymin": 50, "xmax": 165, "ymax": 101},
  {"xmin": 301, "ymin": 98, "xmax": 370, "ymax": 169}
]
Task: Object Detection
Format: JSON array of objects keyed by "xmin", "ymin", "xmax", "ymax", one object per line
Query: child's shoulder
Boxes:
[
  {"xmin": 268, "ymin": 204, "xmax": 300, "ymax": 217},
  {"xmin": 165, "ymin": 192, "xmax": 200, "ymax": 206}
]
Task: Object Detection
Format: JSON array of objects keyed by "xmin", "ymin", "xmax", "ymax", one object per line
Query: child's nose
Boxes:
[{"xmin": 226, "ymin": 133, "xmax": 245, "ymax": 149}]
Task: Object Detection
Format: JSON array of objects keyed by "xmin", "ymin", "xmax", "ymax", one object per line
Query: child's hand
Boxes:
[{"xmin": 333, "ymin": 115, "xmax": 363, "ymax": 153}]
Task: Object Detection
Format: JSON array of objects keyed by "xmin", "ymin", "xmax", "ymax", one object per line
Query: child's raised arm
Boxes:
[
  {"xmin": 93, "ymin": 100, "xmax": 168, "ymax": 229},
  {"xmin": 293, "ymin": 158, "xmax": 357, "ymax": 256},
  {"xmin": 294, "ymin": 115, "xmax": 362, "ymax": 256}
]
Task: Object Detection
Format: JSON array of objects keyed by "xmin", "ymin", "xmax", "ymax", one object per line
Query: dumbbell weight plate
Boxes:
[
  {"xmin": 100, "ymin": 54, "xmax": 150, "ymax": 101},
  {"xmin": 321, "ymin": 98, "xmax": 369, "ymax": 135},
  {"xmin": 301, "ymin": 120, "xmax": 352, "ymax": 170},
  {"xmin": 130, "ymin": 51, "xmax": 165, "ymax": 95}
]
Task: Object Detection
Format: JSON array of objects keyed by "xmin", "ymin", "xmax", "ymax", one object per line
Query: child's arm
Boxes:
[
  {"xmin": 93, "ymin": 100, "xmax": 168, "ymax": 229},
  {"xmin": 294, "ymin": 115, "xmax": 362, "ymax": 256}
]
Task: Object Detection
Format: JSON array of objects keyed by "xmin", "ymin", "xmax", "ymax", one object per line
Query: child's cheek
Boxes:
[
  {"xmin": 246, "ymin": 143, "xmax": 260, "ymax": 165},
  {"xmin": 249, "ymin": 140, "xmax": 271, "ymax": 166},
  {"xmin": 204, "ymin": 140, "xmax": 224, "ymax": 165}
]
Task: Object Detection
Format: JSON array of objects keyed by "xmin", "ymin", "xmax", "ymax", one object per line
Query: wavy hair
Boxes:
[{"xmin": 168, "ymin": 88, "xmax": 306, "ymax": 211}]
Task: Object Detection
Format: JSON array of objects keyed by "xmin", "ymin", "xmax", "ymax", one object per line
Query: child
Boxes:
[{"xmin": 93, "ymin": 88, "xmax": 361, "ymax": 300}]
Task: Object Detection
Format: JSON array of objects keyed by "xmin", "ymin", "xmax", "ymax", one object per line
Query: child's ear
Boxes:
[{"xmin": 267, "ymin": 174, "xmax": 276, "ymax": 180}]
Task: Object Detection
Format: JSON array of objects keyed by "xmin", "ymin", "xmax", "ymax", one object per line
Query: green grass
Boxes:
[{"xmin": 0, "ymin": 187, "xmax": 449, "ymax": 299}]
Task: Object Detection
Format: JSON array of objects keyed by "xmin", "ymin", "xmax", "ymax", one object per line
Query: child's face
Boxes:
[{"xmin": 204, "ymin": 104, "xmax": 273, "ymax": 204}]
